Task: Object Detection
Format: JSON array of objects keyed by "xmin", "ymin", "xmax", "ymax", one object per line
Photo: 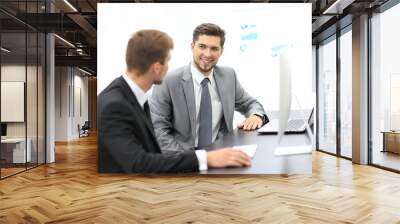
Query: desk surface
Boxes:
[{"xmin": 201, "ymin": 130, "xmax": 312, "ymax": 174}]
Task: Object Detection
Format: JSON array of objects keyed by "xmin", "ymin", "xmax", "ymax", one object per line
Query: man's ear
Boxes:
[
  {"xmin": 191, "ymin": 42, "xmax": 195, "ymax": 50},
  {"xmin": 151, "ymin": 62, "xmax": 162, "ymax": 74},
  {"xmin": 220, "ymin": 47, "xmax": 224, "ymax": 55}
]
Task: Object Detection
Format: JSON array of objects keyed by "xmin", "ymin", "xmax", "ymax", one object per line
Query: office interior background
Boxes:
[
  {"xmin": 1, "ymin": 0, "xmax": 400, "ymax": 223},
  {"xmin": 1, "ymin": 0, "xmax": 399, "ymax": 177}
]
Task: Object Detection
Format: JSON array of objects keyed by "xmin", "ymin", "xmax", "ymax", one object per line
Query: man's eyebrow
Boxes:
[{"xmin": 197, "ymin": 43, "xmax": 219, "ymax": 48}]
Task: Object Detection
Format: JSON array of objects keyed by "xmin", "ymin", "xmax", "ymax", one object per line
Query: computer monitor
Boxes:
[
  {"xmin": 1, "ymin": 123, "xmax": 7, "ymax": 138},
  {"xmin": 274, "ymin": 51, "xmax": 314, "ymax": 155}
]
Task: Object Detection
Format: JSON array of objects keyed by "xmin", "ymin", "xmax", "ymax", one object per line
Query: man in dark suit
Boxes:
[{"xmin": 98, "ymin": 29, "xmax": 251, "ymax": 173}]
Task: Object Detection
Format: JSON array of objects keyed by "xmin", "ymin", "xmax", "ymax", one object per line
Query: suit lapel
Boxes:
[
  {"xmin": 213, "ymin": 67, "xmax": 231, "ymax": 130},
  {"xmin": 181, "ymin": 65, "xmax": 197, "ymax": 140},
  {"xmin": 116, "ymin": 77, "xmax": 156, "ymax": 138}
]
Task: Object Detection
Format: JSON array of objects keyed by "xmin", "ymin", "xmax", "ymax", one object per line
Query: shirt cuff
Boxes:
[
  {"xmin": 195, "ymin": 150, "xmax": 208, "ymax": 171},
  {"xmin": 253, "ymin": 112, "xmax": 267, "ymax": 124}
]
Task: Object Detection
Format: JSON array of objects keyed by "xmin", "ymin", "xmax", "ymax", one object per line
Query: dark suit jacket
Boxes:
[{"xmin": 97, "ymin": 76, "xmax": 199, "ymax": 173}]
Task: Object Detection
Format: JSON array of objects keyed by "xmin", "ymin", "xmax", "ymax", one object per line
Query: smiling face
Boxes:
[{"xmin": 191, "ymin": 35, "xmax": 223, "ymax": 75}]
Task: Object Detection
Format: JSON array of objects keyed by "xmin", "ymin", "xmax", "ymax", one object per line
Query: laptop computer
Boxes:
[{"xmin": 258, "ymin": 108, "xmax": 314, "ymax": 134}]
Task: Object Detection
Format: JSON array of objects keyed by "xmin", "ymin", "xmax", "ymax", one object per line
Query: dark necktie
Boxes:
[
  {"xmin": 143, "ymin": 101, "xmax": 152, "ymax": 122},
  {"xmin": 198, "ymin": 78, "xmax": 212, "ymax": 148}
]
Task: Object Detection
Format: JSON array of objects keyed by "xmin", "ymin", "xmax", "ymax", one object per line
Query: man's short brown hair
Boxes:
[
  {"xmin": 126, "ymin": 29, "xmax": 173, "ymax": 74},
  {"xmin": 193, "ymin": 23, "xmax": 225, "ymax": 47}
]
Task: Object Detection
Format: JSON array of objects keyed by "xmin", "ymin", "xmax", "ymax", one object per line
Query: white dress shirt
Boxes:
[
  {"xmin": 191, "ymin": 63, "xmax": 223, "ymax": 148},
  {"xmin": 122, "ymin": 74, "xmax": 148, "ymax": 108},
  {"xmin": 123, "ymin": 74, "xmax": 208, "ymax": 170}
]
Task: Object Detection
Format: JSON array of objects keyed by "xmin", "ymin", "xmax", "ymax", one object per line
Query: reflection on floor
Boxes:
[
  {"xmin": 1, "ymin": 167, "xmax": 26, "ymax": 177},
  {"xmin": 373, "ymin": 150, "xmax": 400, "ymax": 171},
  {"xmin": 0, "ymin": 163, "xmax": 41, "ymax": 178}
]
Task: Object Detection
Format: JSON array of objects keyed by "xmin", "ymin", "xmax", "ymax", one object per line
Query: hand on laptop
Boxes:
[
  {"xmin": 207, "ymin": 148, "xmax": 251, "ymax": 168},
  {"xmin": 237, "ymin": 115, "xmax": 263, "ymax": 131}
]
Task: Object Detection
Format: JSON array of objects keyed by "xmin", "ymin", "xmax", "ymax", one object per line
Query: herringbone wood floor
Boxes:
[{"xmin": 1, "ymin": 134, "xmax": 400, "ymax": 224}]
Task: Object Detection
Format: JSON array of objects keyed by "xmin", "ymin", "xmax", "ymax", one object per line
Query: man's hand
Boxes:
[
  {"xmin": 237, "ymin": 115, "xmax": 263, "ymax": 131},
  {"xmin": 207, "ymin": 148, "xmax": 251, "ymax": 168}
]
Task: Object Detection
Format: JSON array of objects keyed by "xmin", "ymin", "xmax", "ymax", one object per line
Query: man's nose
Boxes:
[{"xmin": 203, "ymin": 48, "xmax": 212, "ymax": 57}]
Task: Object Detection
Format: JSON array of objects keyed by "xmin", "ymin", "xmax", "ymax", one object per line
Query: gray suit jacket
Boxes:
[{"xmin": 150, "ymin": 64, "xmax": 267, "ymax": 153}]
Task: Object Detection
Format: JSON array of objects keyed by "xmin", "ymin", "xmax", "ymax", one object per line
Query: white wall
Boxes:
[
  {"xmin": 55, "ymin": 67, "xmax": 89, "ymax": 141},
  {"xmin": 72, "ymin": 72, "xmax": 89, "ymax": 138},
  {"xmin": 1, "ymin": 64, "xmax": 46, "ymax": 164},
  {"xmin": 1, "ymin": 65, "xmax": 35, "ymax": 137},
  {"xmin": 55, "ymin": 67, "xmax": 68, "ymax": 141}
]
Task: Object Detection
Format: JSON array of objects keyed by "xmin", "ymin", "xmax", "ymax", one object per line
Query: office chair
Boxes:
[{"xmin": 79, "ymin": 121, "xmax": 90, "ymax": 138}]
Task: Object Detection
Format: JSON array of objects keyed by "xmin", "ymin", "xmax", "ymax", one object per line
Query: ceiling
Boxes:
[{"xmin": 0, "ymin": 0, "xmax": 392, "ymax": 76}]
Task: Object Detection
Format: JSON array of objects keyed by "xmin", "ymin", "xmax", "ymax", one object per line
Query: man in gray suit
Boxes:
[{"xmin": 150, "ymin": 23, "xmax": 268, "ymax": 154}]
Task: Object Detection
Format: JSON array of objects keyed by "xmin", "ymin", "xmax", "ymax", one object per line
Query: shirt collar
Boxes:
[
  {"xmin": 191, "ymin": 62, "xmax": 214, "ymax": 85},
  {"xmin": 122, "ymin": 74, "xmax": 148, "ymax": 108}
]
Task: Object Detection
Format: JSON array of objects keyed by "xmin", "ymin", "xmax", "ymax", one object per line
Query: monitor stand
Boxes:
[{"xmin": 274, "ymin": 95, "xmax": 314, "ymax": 156}]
